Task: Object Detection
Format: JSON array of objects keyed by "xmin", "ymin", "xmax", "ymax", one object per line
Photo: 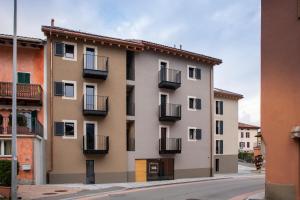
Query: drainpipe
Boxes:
[{"xmin": 209, "ymin": 66, "xmax": 214, "ymax": 177}]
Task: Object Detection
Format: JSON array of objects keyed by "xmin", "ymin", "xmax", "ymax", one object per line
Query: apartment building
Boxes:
[
  {"xmin": 213, "ymin": 88, "xmax": 243, "ymax": 174},
  {"xmin": 238, "ymin": 122, "xmax": 260, "ymax": 152},
  {"xmin": 262, "ymin": 0, "xmax": 300, "ymax": 199},
  {"xmin": 42, "ymin": 21, "xmax": 221, "ymax": 183},
  {"xmin": 0, "ymin": 34, "xmax": 45, "ymax": 184}
]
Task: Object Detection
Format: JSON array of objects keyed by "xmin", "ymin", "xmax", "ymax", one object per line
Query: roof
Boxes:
[
  {"xmin": 238, "ymin": 122, "xmax": 260, "ymax": 129},
  {"xmin": 214, "ymin": 88, "xmax": 243, "ymax": 100},
  {"xmin": 0, "ymin": 34, "xmax": 44, "ymax": 47},
  {"xmin": 42, "ymin": 25, "xmax": 222, "ymax": 66}
]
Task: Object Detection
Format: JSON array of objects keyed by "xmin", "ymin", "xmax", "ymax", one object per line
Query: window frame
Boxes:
[
  {"xmin": 187, "ymin": 65, "xmax": 196, "ymax": 80},
  {"xmin": 216, "ymin": 140, "xmax": 224, "ymax": 154},
  {"xmin": 62, "ymin": 120, "xmax": 77, "ymax": 139},
  {"xmin": 62, "ymin": 80, "xmax": 77, "ymax": 100},
  {"xmin": 188, "ymin": 127, "xmax": 202, "ymax": 142},
  {"xmin": 84, "ymin": 45, "xmax": 98, "ymax": 70},
  {"xmin": 17, "ymin": 71, "xmax": 31, "ymax": 84},
  {"xmin": 62, "ymin": 41, "xmax": 77, "ymax": 61},
  {"xmin": 83, "ymin": 121, "xmax": 98, "ymax": 149},
  {"xmin": 159, "ymin": 125, "xmax": 170, "ymax": 138},
  {"xmin": 187, "ymin": 96, "xmax": 197, "ymax": 111},
  {"xmin": 0, "ymin": 139, "xmax": 12, "ymax": 157}
]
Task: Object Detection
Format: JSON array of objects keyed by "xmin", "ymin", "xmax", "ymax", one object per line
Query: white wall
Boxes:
[{"xmin": 238, "ymin": 128, "xmax": 259, "ymax": 152}]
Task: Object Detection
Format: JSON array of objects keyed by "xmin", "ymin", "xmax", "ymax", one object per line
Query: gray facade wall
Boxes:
[
  {"xmin": 214, "ymin": 155, "xmax": 238, "ymax": 174},
  {"xmin": 129, "ymin": 50, "xmax": 213, "ymax": 176}
]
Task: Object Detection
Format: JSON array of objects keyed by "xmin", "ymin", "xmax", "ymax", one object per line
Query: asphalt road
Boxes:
[{"xmin": 81, "ymin": 176, "xmax": 264, "ymax": 200}]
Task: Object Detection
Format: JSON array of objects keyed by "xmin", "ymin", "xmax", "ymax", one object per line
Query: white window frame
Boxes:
[
  {"xmin": 159, "ymin": 125, "xmax": 170, "ymax": 138},
  {"xmin": 62, "ymin": 120, "xmax": 77, "ymax": 139},
  {"xmin": 158, "ymin": 59, "xmax": 169, "ymax": 70},
  {"xmin": 187, "ymin": 65, "xmax": 197, "ymax": 80},
  {"xmin": 83, "ymin": 82, "xmax": 98, "ymax": 110},
  {"xmin": 216, "ymin": 100, "xmax": 224, "ymax": 115},
  {"xmin": 62, "ymin": 41, "xmax": 77, "ymax": 61},
  {"xmin": 216, "ymin": 140, "xmax": 223, "ymax": 154},
  {"xmin": 187, "ymin": 96, "xmax": 197, "ymax": 111},
  {"xmin": 62, "ymin": 80, "xmax": 77, "ymax": 100},
  {"xmin": 0, "ymin": 139, "xmax": 12, "ymax": 157},
  {"xmin": 84, "ymin": 45, "xmax": 98, "ymax": 70},
  {"xmin": 187, "ymin": 127, "xmax": 197, "ymax": 142},
  {"xmin": 83, "ymin": 121, "xmax": 98, "ymax": 149}
]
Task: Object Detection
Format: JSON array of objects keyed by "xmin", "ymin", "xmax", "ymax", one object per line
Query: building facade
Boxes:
[
  {"xmin": 262, "ymin": 0, "xmax": 300, "ymax": 199},
  {"xmin": 42, "ymin": 22, "xmax": 221, "ymax": 183},
  {"xmin": 213, "ymin": 88, "xmax": 243, "ymax": 174},
  {"xmin": 238, "ymin": 123, "xmax": 260, "ymax": 152},
  {"xmin": 0, "ymin": 34, "xmax": 45, "ymax": 184}
]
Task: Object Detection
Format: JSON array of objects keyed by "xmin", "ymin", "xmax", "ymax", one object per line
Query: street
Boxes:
[{"xmin": 68, "ymin": 175, "xmax": 264, "ymax": 200}]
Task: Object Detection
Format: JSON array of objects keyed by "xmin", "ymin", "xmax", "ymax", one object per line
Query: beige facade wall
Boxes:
[
  {"xmin": 238, "ymin": 128, "xmax": 259, "ymax": 152},
  {"xmin": 46, "ymin": 37, "xmax": 127, "ymax": 183}
]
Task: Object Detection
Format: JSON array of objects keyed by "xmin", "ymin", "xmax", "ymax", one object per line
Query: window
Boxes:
[
  {"xmin": 187, "ymin": 65, "xmax": 201, "ymax": 80},
  {"xmin": 216, "ymin": 140, "xmax": 223, "ymax": 154},
  {"xmin": 216, "ymin": 101, "xmax": 223, "ymax": 115},
  {"xmin": 55, "ymin": 42, "xmax": 77, "ymax": 61},
  {"xmin": 216, "ymin": 120, "xmax": 223, "ymax": 135},
  {"xmin": 241, "ymin": 132, "xmax": 244, "ymax": 138},
  {"xmin": 0, "ymin": 140, "xmax": 12, "ymax": 156},
  {"xmin": 247, "ymin": 142, "xmax": 250, "ymax": 148},
  {"xmin": 17, "ymin": 72, "xmax": 30, "ymax": 84},
  {"xmin": 54, "ymin": 81, "xmax": 77, "ymax": 100},
  {"xmin": 188, "ymin": 127, "xmax": 202, "ymax": 141},
  {"xmin": 246, "ymin": 132, "xmax": 250, "ymax": 138},
  {"xmin": 239, "ymin": 142, "xmax": 245, "ymax": 149},
  {"xmin": 54, "ymin": 120, "xmax": 77, "ymax": 139},
  {"xmin": 188, "ymin": 97, "xmax": 201, "ymax": 111}
]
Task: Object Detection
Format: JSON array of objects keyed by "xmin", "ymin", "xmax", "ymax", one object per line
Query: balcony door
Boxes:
[
  {"xmin": 159, "ymin": 60, "xmax": 168, "ymax": 82},
  {"xmin": 86, "ymin": 123, "xmax": 95, "ymax": 150},
  {"xmin": 160, "ymin": 93, "xmax": 169, "ymax": 117},
  {"xmin": 85, "ymin": 85, "xmax": 96, "ymax": 110},
  {"xmin": 85, "ymin": 47, "xmax": 96, "ymax": 70},
  {"xmin": 160, "ymin": 126, "xmax": 169, "ymax": 151}
]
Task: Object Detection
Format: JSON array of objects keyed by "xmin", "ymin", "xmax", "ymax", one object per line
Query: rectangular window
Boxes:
[
  {"xmin": 247, "ymin": 142, "xmax": 250, "ymax": 148},
  {"xmin": 54, "ymin": 121, "xmax": 77, "ymax": 139},
  {"xmin": 188, "ymin": 127, "xmax": 202, "ymax": 141},
  {"xmin": 239, "ymin": 142, "xmax": 245, "ymax": 148},
  {"xmin": 241, "ymin": 132, "xmax": 244, "ymax": 138},
  {"xmin": 189, "ymin": 129, "xmax": 195, "ymax": 140},
  {"xmin": 187, "ymin": 66, "xmax": 201, "ymax": 80},
  {"xmin": 188, "ymin": 97, "xmax": 201, "ymax": 111},
  {"xmin": 17, "ymin": 72, "xmax": 30, "ymax": 84},
  {"xmin": 65, "ymin": 44, "xmax": 75, "ymax": 58},
  {"xmin": 216, "ymin": 101, "xmax": 224, "ymax": 115},
  {"xmin": 246, "ymin": 132, "xmax": 250, "ymax": 138},
  {"xmin": 216, "ymin": 140, "xmax": 223, "ymax": 154},
  {"xmin": 216, "ymin": 120, "xmax": 223, "ymax": 135},
  {"xmin": 56, "ymin": 80, "xmax": 77, "ymax": 100},
  {"xmin": 65, "ymin": 83, "xmax": 74, "ymax": 97},
  {"xmin": 65, "ymin": 122, "xmax": 75, "ymax": 136},
  {"xmin": 55, "ymin": 42, "xmax": 77, "ymax": 60}
]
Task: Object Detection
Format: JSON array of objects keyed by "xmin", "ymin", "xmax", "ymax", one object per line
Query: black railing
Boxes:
[
  {"xmin": 4, "ymin": 120, "xmax": 43, "ymax": 137},
  {"xmin": 126, "ymin": 102, "xmax": 135, "ymax": 116},
  {"xmin": 159, "ymin": 68, "xmax": 181, "ymax": 84},
  {"xmin": 127, "ymin": 137, "xmax": 135, "ymax": 151},
  {"xmin": 83, "ymin": 95, "xmax": 108, "ymax": 116},
  {"xmin": 83, "ymin": 135, "xmax": 109, "ymax": 154},
  {"xmin": 159, "ymin": 103, "xmax": 181, "ymax": 121},
  {"xmin": 159, "ymin": 138, "xmax": 182, "ymax": 153},
  {"xmin": 83, "ymin": 54, "xmax": 109, "ymax": 72}
]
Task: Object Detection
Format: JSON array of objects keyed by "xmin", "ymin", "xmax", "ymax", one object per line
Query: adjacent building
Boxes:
[
  {"xmin": 0, "ymin": 34, "xmax": 46, "ymax": 184},
  {"xmin": 42, "ymin": 21, "xmax": 222, "ymax": 183},
  {"xmin": 262, "ymin": 0, "xmax": 300, "ymax": 199},
  {"xmin": 213, "ymin": 88, "xmax": 243, "ymax": 173},
  {"xmin": 238, "ymin": 122, "xmax": 260, "ymax": 152}
]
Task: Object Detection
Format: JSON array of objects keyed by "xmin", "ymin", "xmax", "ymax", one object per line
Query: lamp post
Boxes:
[{"xmin": 11, "ymin": 0, "xmax": 18, "ymax": 199}]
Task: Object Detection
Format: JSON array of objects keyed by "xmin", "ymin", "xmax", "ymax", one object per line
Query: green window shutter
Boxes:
[{"xmin": 17, "ymin": 72, "xmax": 30, "ymax": 84}]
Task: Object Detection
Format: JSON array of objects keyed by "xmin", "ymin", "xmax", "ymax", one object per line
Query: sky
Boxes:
[{"xmin": 0, "ymin": 0, "xmax": 261, "ymax": 126}]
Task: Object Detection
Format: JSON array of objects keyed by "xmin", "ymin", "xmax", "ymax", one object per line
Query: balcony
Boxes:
[
  {"xmin": 83, "ymin": 135, "xmax": 109, "ymax": 154},
  {"xmin": 83, "ymin": 54, "xmax": 109, "ymax": 80},
  {"xmin": 126, "ymin": 102, "xmax": 135, "ymax": 116},
  {"xmin": 83, "ymin": 95, "xmax": 108, "ymax": 116},
  {"xmin": 159, "ymin": 103, "xmax": 181, "ymax": 122},
  {"xmin": 158, "ymin": 68, "xmax": 181, "ymax": 90},
  {"xmin": 0, "ymin": 82, "xmax": 42, "ymax": 106},
  {"xmin": 159, "ymin": 138, "xmax": 182, "ymax": 154},
  {"xmin": 0, "ymin": 121, "xmax": 44, "ymax": 138}
]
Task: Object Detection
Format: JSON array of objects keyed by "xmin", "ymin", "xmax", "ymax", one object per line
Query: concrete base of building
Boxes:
[
  {"xmin": 214, "ymin": 154, "xmax": 238, "ymax": 174},
  {"xmin": 265, "ymin": 183, "xmax": 295, "ymax": 200},
  {"xmin": 174, "ymin": 168, "xmax": 211, "ymax": 179},
  {"xmin": 48, "ymin": 172, "xmax": 128, "ymax": 184}
]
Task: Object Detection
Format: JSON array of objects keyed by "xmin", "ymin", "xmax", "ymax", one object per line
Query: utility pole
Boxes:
[{"xmin": 11, "ymin": 0, "xmax": 18, "ymax": 199}]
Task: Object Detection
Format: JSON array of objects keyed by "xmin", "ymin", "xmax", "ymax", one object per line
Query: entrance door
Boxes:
[
  {"xmin": 215, "ymin": 159, "xmax": 219, "ymax": 172},
  {"xmin": 86, "ymin": 85, "xmax": 95, "ymax": 110},
  {"xmin": 160, "ymin": 94, "xmax": 168, "ymax": 116},
  {"xmin": 86, "ymin": 123, "xmax": 95, "ymax": 150},
  {"xmin": 86, "ymin": 160, "xmax": 95, "ymax": 184},
  {"xmin": 86, "ymin": 48, "xmax": 95, "ymax": 69}
]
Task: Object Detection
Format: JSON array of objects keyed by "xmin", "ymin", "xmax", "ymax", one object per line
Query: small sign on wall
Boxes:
[
  {"xmin": 148, "ymin": 162, "xmax": 159, "ymax": 174},
  {"xmin": 22, "ymin": 164, "xmax": 31, "ymax": 171}
]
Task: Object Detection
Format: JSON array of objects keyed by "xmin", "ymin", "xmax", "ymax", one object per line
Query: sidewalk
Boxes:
[{"xmin": 246, "ymin": 191, "xmax": 265, "ymax": 200}]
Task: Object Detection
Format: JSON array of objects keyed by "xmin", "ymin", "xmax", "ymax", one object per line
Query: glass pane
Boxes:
[
  {"xmin": 65, "ymin": 122, "xmax": 74, "ymax": 136},
  {"xmin": 4, "ymin": 140, "xmax": 12, "ymax": 155},
  {"xmin": 65, "ymin": 44, "xmax": 74, "ymax": 58},
  {"xmin": 86, "ymin": 48, "xmax": 95, "ymax": 69},
  {"xmin": 86, "ymin": 86, "xmax": 95, "ymax": 110},
  {"xmin": 189, "ymin": 129, "xmax": 194, "ymax": 140},
  {"xmin": 65, "ymin": 83, "xmax": 74, "ymax": 97},
  {"xmin": 189, "ymin": 98, "xmax": 194, "ymax": 109},
  {"xmin": 189, "ymin": 68, "xmax": 194, "ymax": 78}
]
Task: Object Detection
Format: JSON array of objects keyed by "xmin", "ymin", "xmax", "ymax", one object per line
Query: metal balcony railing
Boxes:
[
  {"xmin": 158, "ymin": 68, "xmax": 181, "ymax": 89},
  {"xmin": 83, "ymin": 135, "xmax": 109, "ymax": 154},
  {"xmin": 159, "ymin": 103, "xmax": 181, "ymax": 121},
  {"xmin": 83, "ymin": 54, "xmax": 109, "ymax": 79},
  {"xmin": 159, "ymin": 138, "xmax": 182, "ymax": 154},
  {"xmin": 83, "ymin": 95, "xmax": 108, "ymax": 116}
]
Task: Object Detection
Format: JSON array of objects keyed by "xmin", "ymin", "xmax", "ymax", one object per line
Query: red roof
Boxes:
[{"xmin": 238, "ymin": 122, "xmax": 260, "ymax": 129}]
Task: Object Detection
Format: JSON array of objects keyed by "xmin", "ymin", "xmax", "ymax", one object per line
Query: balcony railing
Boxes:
[
  {"xmin": 159, "ymin": 138, "xmax": 182, "ymax": 154},
  {"xmin": 83, "ymin": 54, "xmax": 109, "ymax": 80},
  {"xmin": 126, "ymin": 102, "xmax": 135, "ymax": 116},
  {"xmin": 83, "ymin": 95, "xmax": 108, "ymax": 116},
  {"xmin": 83, "ymin": 135, "xmax": 109, "ymax": 154},
  {"xmin": 0, "ymin": 82, "xmax": 42, "ymax": 106},
  {"xmin": 127, "ymin": 137, "xmax": 135, "ymax": 151},
  {"xmin": 159, "ymin": 103, "xmax": 181, "ymax": 121},
  {"xmin": 158, "ymin": 68, "xmax": 181, "ymax": 90},
  {"xmin": 0, "ymin": 120, "xmax": 44, "ymax": 138}
]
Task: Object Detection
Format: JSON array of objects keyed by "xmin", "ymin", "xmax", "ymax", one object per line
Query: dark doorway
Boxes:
[
  {"xmin": 215, "ymin": 158, "xmax": 219, "ymax": 172},
  {"xmin": 86, "ymin": 85, "xmax": 95, "ymax": 110},
  {"xmin": 160, "ymin": 94, "xmax": 168, "ymax": 116},
  {"xmin": 86, "ymin": 123, "xmax": 95, "ymax": 150},
  {"xmin": 86, "ymin": 47, "xmax": 95, "ymax": 69},
  {"xmin": 160, "ymin": 127, "xmax": 167, "ymax": 150},
  {"xmin": 147, "ymin": 158, "xmax": 174, "ymax": 181},
  {"xmin": 86, "ymin": 160, "xmax": 95, "ymax": 184}
]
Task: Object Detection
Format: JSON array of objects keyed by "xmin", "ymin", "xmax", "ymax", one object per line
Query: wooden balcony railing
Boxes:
[
  {"xmin": 0, "ymin": 120, "xmax": 43, "ymax": 138},
  {"xmin": 0, "ymin": 82, "xmax": 42, "ymax": 106}
]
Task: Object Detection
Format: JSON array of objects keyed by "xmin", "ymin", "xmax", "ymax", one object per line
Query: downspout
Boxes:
[{"xmin": 210, "ymin": 66, "xmax": 214, "ymax": 177}]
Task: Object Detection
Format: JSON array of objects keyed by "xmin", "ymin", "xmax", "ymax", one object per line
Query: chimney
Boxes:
[
  {"xmin": 51, "ymin": 19, "xmax": 55, "ymax": 26},
  {"xmin": 179, "ymin": 44, "xmax": 182, "ymax": 50}
]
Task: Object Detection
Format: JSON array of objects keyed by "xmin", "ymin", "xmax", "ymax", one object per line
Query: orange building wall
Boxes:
[{"xmin": 261, "ymin": 0, "xmax": 300, "ymax": 199}]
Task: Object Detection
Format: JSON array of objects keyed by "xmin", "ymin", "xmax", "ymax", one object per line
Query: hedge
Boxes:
[
  {"xmin": 238, "ymin": 151, "xmax": 254, "ymax": 163},
  {"xmin": 0, "ymin": 160, "xmax": 12, "ymax": 186}
]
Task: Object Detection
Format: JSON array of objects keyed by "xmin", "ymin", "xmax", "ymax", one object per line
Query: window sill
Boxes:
[
  {"xmin": 62, "ymin": 57, "xmax": 77, "ymax": 62},
  {"xmin": 62, "ymin": 96, "xmax": 77, "ymax": 100},
  {"xmin": 62, "ymin": 136, "xmax": 77, "ymax": 140}
]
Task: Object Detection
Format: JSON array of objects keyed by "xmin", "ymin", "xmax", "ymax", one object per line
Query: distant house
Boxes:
[{"xmin": 238, "ymin": 122, "xmax": 260, "ymax": 152}]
